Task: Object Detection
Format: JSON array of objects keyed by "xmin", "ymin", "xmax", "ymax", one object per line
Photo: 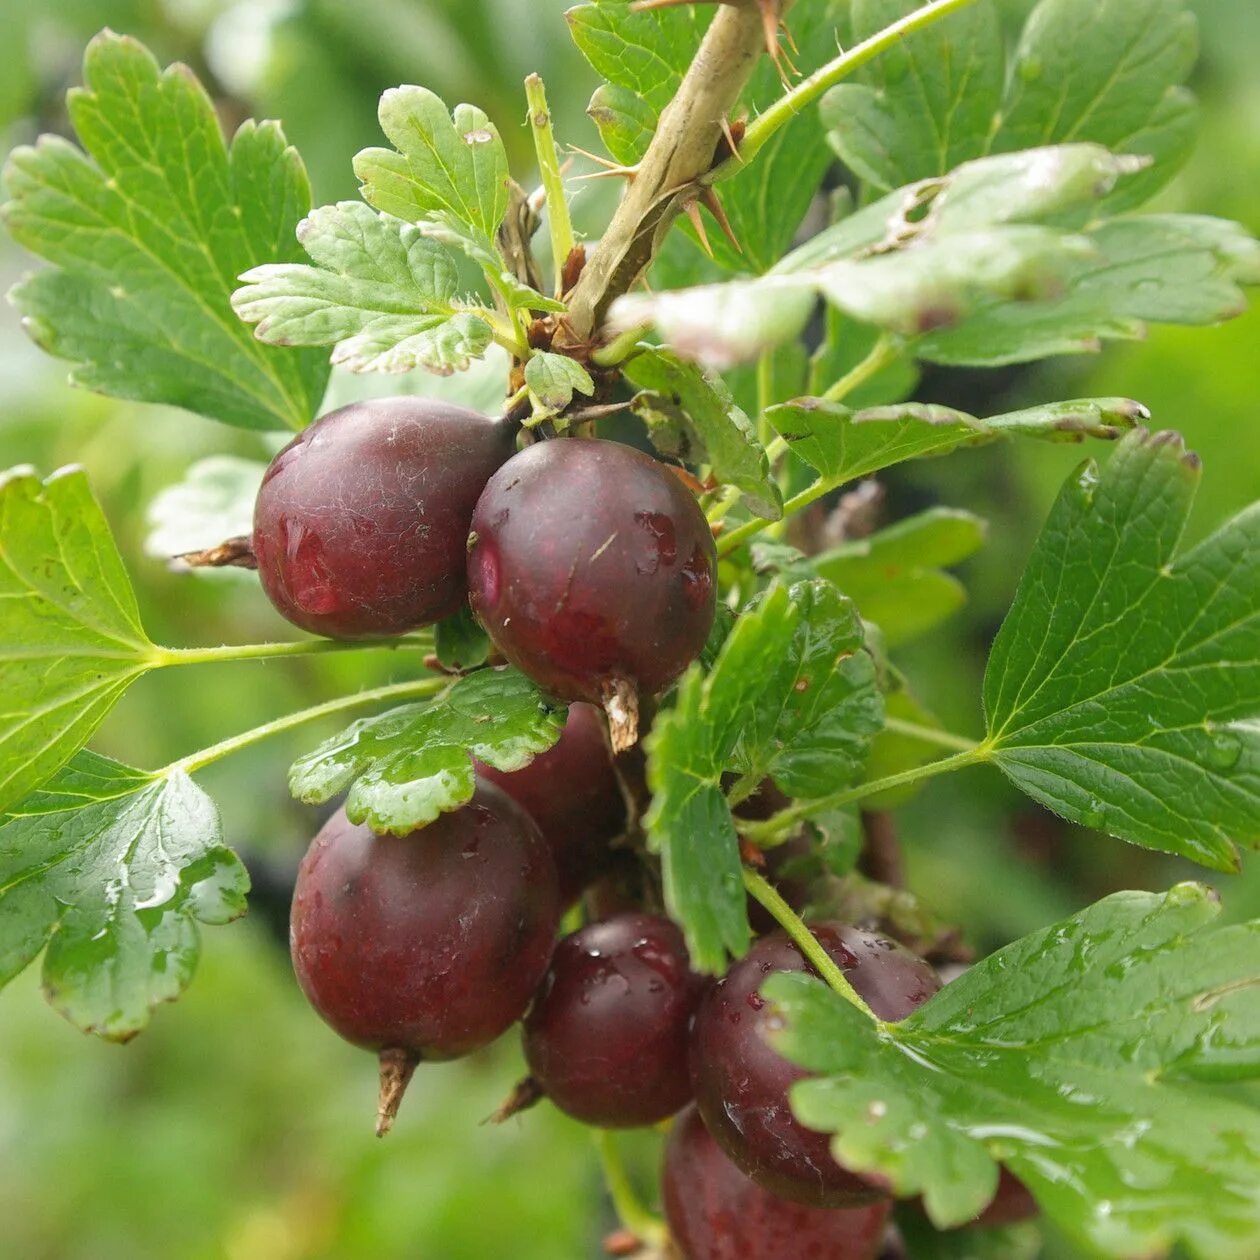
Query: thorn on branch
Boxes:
[
  {"xmin": 714, "ymin": 116, "xmax": 747, "ymax": 166},
  {"xmin": 629, "ymin": 0, "xmax": 797, "ymax": 80},
  {"xmin": 570, "ymin": 145, "xmax": 640, "ymax": 183},
  {"xmin": 680, "ymin": 187, "xmax": 743, "ymax": 257}
]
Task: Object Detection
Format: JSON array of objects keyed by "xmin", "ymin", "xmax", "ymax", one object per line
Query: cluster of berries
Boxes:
[{"xmin": 253, "ymin": 397, "xmax": 1029, "ymax": 1258}]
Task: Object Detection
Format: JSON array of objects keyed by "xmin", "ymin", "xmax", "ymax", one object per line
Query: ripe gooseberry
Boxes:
[
  {"xmin": 522, "ymin": 913, "xmax": 703, "ymax": 1127},
  {"xmin": 254, "ymin": 397, "xmax": 516, "ymax": 637},
  {"xmin": 475, "ymin": 702, "xmax": 626, "ymax": 906},
  {"xmin": 690, "ymin": 925, "xmax": 940, "ymax": 1206},
  {"xmin": 663, "ymin": 1105, "xmax": 890, "ymax": 1260},
  {"xmin": 467, "ymin": 438, "xmax": 716, "ymax": 750},
  {"xmin": 289, "ymin": 782, "xmax": 559, "ymax": 1133}
]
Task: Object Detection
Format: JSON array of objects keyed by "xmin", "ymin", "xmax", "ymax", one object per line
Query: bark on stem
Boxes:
[{"xmin": 562, "ymin": 1, "xmax": 775, "ymax": 340}]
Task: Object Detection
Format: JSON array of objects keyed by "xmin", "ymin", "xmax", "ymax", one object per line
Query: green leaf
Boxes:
[
  {"xmin": 611, "ymin": 277, "xmax": 818, "ymax": 371},
  {"xmin": 145, "ymin": 456, "xmax": 266, "ymax": 561},
  {"xmin": 232, "ymin": 201, "xmax": 494, "ymax": 376},
  {"xmin": 824, "ymin": 0, "xmax": 1200, "ymax": 213},
  {"xmin": 919, "ymin": 214, "xmax": 1260, "ymax": 366},
  {"xmin": 645, "ymin": 580, "xmax": 882, "ymax": 971},
  {"xmin": 0, "ymin": 751, "xmax": 248, "ymax": 1040},
  {"xmin": 288, "ymin": 668, "xmax": 566, "ymax": 835},
  {"xmin": 624, "ymin": 347, "xmax": 781, "ymax": 519},
  {"xmin": 586, "ymin": 83, "xmax": 658, "ymax": 166},
  {"xmin": 1, "ymin": 31, "xmax": 328, "ymax": 432},
  {"xmin": 820, "ymin": 0, "xmax": 1005, "ymax": 193},
  {"xmin": 614, "ymin": 145, "xmax": 1190, "ymax": 366},
  {"xmin": 416, "ymin": 213, "xmax": 566, "ymax": 314},
  {"xmin": 984, "ymin": 428, "xmax": 1260, "ymax": 870},
  {"xmin": 354, "ymin": 86, "xmax": 510, "ymax": 241},
  {"xmin": 646, "ymin": 676, "xmax": 749, "ymax": 975},
  {"xmin": 812, "ymin": 508, "xmax": 988, "ymax": 647},
  {"xmin": 995, "ymin": 0, "xmax": 1200, "ymax": 212},
  {"xmin": 433, "ymin": 605, "xmax": 490, "ymax": 672},
  {"xmin": 768, "ymin": 396, "xmax": 1147, "ymax": 484},
  {"xmin": 767, "ymin": 883, "xmax": 1260, "ymax": 1259},
  {"xmin": 524, "ymin": 352, "xmax": 595, "ymax": 415},
  {"xmin": 568, "ymin": 1, "xmax": 706, "ymax": 141},
  {"xmin": 727, "ymin": 583, "xmax": 883, "ymax": 798},
  {"xmin": 895, "ymin": 1212, "xmax": 1042, "ymax": 1260},
  {"xmin": 0, "ymin": 467, "xmax": 159, "ymax": 815}
]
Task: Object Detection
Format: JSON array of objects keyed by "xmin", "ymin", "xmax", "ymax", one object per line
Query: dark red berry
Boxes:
[
  {"xmin": 467, "ymin": 439, "xmax": 716, "ymax": 748},
  {"xmin": 663, "ymin": 1105, "xmax": 890, "ymax": 1260},
  {"xmin": 475, "ymin": 702, "xmax": 626, "ymax": 906},
  {"xmin": 290, "ymin": 781, "xmax": 559, "ymax": 1131},
  {"xmin": 523, "ymin": 913, "xmax": 703, "ymax": 1127},
  {"xmin": 967, "ymin": 1169, "xmax": 1038, "ymax": 1229},
  {"xmin": 254, "ymin": 397, "xmax": 515, "ymax": 637},
  {"xmin": 690, "ymin": 925, "xmax": 940, "ymax": 1207}
]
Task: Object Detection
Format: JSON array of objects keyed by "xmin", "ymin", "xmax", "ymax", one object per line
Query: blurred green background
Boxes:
[{"xmin": 1, "ymin": 2, "xmax": 1257, "ymax": 1257}]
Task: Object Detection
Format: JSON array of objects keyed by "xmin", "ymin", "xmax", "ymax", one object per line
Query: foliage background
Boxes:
[{"xmin": 0, "ymin": 2, "xmax": 1256, "ymax": 1256}]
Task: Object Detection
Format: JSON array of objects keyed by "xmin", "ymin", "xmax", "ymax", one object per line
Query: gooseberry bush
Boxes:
[{"xmin": 2, "ymin": 0, "xmax": 1260, "ymax": 1256}]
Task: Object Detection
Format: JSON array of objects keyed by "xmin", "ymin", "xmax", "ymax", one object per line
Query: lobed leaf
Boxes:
[
  {"xmin": 646, "ymin": 580, "xmax": 882, "ymax": 971},
  {"xmin": 984, "ymin": 428, "xmax": 1260, "ymax": 869},
  {"xmin": 524, "ymin": 352, "xmax": 595, "ymax": 415},
  {"xmin": 612, "ymin": 145, "xmax": 1226, "ymax": 368},
  {"xmin": 919, "ymin": 214, "xmax": 1260, "ymax": 366},
  {"xmin": 0, "ymin": 466, "xmax": 159, "ymax": 814},
  {"xmin": 0, "ymin": 752, "xmax": 248, "ymax": 1040},
  {"xmin": 767, "ymin": 396, "xmax": 1147, "ymax": 485},
  {"xmin": 824, "ymin": 0, "xmax": 1200, "ymax": 214},
  {"xmin": 767, "ymin": 883, "xmax": 1260, "ymax": 1258},
  {"xmin": 1, "ymin": 31, "xmax": 327, "ymax": 432},
  {"xmin": 354, "ymin": 87, "xmax": 510, "ymax": 242},
  {"xmin": 232, "ymin": 201, "xmax": 494, "ymax": 376},
  {"xmin": 288, "ymin": 668, "xmax": 566, "ymax": 835}
]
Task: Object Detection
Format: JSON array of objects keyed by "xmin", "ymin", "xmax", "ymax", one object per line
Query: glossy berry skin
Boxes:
[
  {"xmin": 467, "ymin": 439, "xmax": 716, "ymax": 704},
  {"xmin": 475, "ymin": 702, "xmax": 626, "ymax": 906},
  {"xmin": 254, "ymin": 397, "xmax": 516, "ymax": 638},
  {"xmin": 691, "ymin": 925, "xmax": 941, "ymax": 1207},
  {"xmin": 663, "ymin": 1105, "xmax": 890, "ymax": 1260},
  {"xmin": 523, "ymin": 913, "xmax": 703, "ymax": 1127},
  {"xmin": 290, "ymin": 781, "xmax": 559, "ymax": 1059}
]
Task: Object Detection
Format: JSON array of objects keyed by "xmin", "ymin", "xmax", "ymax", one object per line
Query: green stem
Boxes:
[
  {"xmin": 822, "ymin": 335, "xmax": 896, "ymax": 403},
  {"xmin": 168, "ymin": 676, "xmax": 449, "ymax": 776},
  {"xmin": 725, "ymin": 770, "xmax": 761, "ymax": 810},
  {"xmin": 882, "ymin": 717, "xmax": 980, "ymax": 755},
  {"xmin": 718, "ymin": 479, "xmax": 828, "ymax": 556},
  {"xmin": 742, "ymin": 746, "xmax": 989, "ymax": 845},
  {"xmin": 743, "ymin": 870, "xmax": 876, "ymax": 1021},
  {"xmin": 156, "ymin": 636, "xmax": 432, "ymax": 668},
  {"xmin": 592, "ymin": 1130, "xmax": 667, "ymax": 1246},
  {"xmin": 712, "ymin": 0, "xmax": 984, "ymax": 181},
  {"xmin": 756, "ymin": 349, "xmax": 776, "ymax": 448},
  {"xmin": 715, "ymin": 338, "xmax": 896, "ymax": 554},
  {"xmin": 524, "ymin": 74, "xmax": 576, "ymax": 297}
]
